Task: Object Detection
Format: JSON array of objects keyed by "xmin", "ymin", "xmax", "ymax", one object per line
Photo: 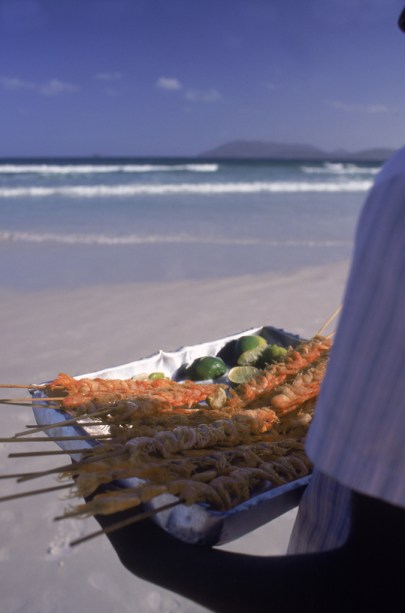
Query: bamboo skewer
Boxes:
[
  {"xmin": 16, "ymin": 449, "xmax": 127, "ymax": 483},
  {"xmin": 68, "ymin": 500, "xmax": 181, "ymax": 547},
  {"xmin": 56, "ymin": 485, "xmax": 150, "ymax": 520},
  {"xmin": 0, "ymin": 396, "xmax": 63, "ymax": 402},
  {"xmin": 0, "ymin": 482, "xmax": 72, "ymax": 503},
  {"xmin": 9, "ymin": 449, "xmax": 89, "ymax": 458},
  {"xmin": 0, "ymin": 398, "xmax": 64, "ymax": 406},
  {"xmin": 0, "ymin": 401, "xmax": 50, "ymax": 409},
  {"xmin": 24, "ymin": 421, "xmax": 111, "ymax": 429},
  {"xmin": 0, "ymin": 447, "xmax": 124, "ymax": 481},
  {"xmin": 316, "ymin": 305, "xmax": 342, "ymax": 336},
  {"xmin": 13, "ymin": 406, "xmax": 114, "ymax": 438},
  {"xmin": 0, "ymin": 472, "xmax": 55, "ymax": 480},
  {"xmin": 0, "ymin": 434, "xmax": 112, "ymax": 443},
  {"xmin": 0, "ymin": 384, "xmax": 45, "ymax": 390}
]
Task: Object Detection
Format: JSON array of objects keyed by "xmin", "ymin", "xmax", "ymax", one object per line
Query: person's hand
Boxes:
[
  {"xmin": 86, "ymin": 486, "xmax": 405, "ymax": 613},
  {"xmin": 88, "ymin": 494, "xmax": 195, "ymax": 575}
]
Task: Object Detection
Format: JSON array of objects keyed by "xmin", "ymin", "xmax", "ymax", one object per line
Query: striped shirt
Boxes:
[{"xmin": 288, "ymin": 147, "xmax": 405, "ymax": 553}]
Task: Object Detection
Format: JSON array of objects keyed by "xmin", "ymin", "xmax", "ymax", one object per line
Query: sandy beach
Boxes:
[{"xmin": 0, "ymin": 260, "xmax": 349, "ymax": 613}]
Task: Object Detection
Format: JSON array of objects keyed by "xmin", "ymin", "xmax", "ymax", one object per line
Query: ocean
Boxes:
[{"xmin": 0, "ymin": 157, "xmax": 380, "ymax": 290}]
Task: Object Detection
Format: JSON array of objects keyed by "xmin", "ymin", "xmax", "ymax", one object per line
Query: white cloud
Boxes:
[
  {"xmin": 0, "ymin": 75, "xmax": 79, "ymax": 96},
  {"xmin": 156, "ymin": 77, "xmax": 182, "ymax": 91},
  {"xmin": 329, "ymin": 100, "xmax": 389, "ymax": 114},
  {"xmin": 0, "ymin": 76, "xmax": 35, "ymax": 90},
  {"xmin": 184, "ymin": 88, "xmax": 222, "ymax": 102},
  {"xmin": 155, "ymin": 76, "xmax": 222, "ymax": 103},
  {"xmin": 40, "ymin": 79, "xmax": 79, "ymax": 96},
  {"xmin": 95, "ymin": 72, "xmax": 123, "ymax": 81}
]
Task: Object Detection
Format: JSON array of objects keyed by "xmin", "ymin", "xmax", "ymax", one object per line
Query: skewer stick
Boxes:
[
  {"xmin": 0, "ymin": 482, "xmax": 72, "ymax": 503},
  {"xmin": 0, "ymin": 401, "xmax": 52, "ymax": 409},
  {"xmin": 0, "ymin": 434, "xmax": 112, "ymax": 443},
  {"xmin": 56, "ymin": 485, "xmax": 148, "ymax": 520},
  {"xmin": 16, "ymin": 449, "xmax": 126, "ymax": 483},
  {"xmin": 9, "ymin": 449, "xmax": 89, "ymax": 458},
  {"xmin": 69, "ymin": 500, "xmax": 181, "ymax": 547},
  {"xmin": 0, "ymin": 384, "xmax": 45, "ymax": 389},
  {"xmin": 13, "ymin": 406, "xmax": 114, "ymax": 438},
  {"xmin": 24, "ymin": 421, "xmax": 111, "ymax": 429},
  {"xmin": 316, "ymin": 305, "xmax": 342, "ymax": 336},
  {"xmin": 0, "ymin": 398, "xmax": 64, "ymax": 405}
]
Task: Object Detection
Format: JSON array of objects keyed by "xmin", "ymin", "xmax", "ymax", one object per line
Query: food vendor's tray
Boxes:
[{"xmin": 31, "ymin": 326, "xmax": 310, "ymax": 546}]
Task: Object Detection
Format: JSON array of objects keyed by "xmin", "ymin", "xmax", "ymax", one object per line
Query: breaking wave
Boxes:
[
  {"xmin": 0, "ymin": 163, "xmax": 219, "ymax": 175},
  {"xmin": 301, "ymin": 162, "xmax": 380, "ymax": 175},
  {"xmin": 0, "ymin": 180, "xmax": 373, "ymax": 198},
  {"xmin": 0, "ymin": 229, "xmax": 352, "ymax": 247}
]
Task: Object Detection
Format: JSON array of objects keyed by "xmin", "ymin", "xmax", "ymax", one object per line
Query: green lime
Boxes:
[
  {"xmin": 257, "ymin": 344, "xmax": 288, "ymax": 367},
  {"xmin": 228, "ymin": 365, "xmax": 261, "ymax": 385},
  {"xmin": 187, "ymin": 356, "xmax": 227, "ymax": 381},
  {"xmin": 235, "ymin": 335, "xmax": 267, "ymax": 360},
  {"xmin": 148, "ymin": 372, "xmax": 166, "ymax": 380},
  {"xmin": 237, "ymin": 344, "xmax": 268, "ymax": 366}
]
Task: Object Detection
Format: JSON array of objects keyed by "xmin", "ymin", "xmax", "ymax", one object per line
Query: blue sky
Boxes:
[{"xmin": 1, "ymin": 0, "xmax": 404, "ymax": 157}]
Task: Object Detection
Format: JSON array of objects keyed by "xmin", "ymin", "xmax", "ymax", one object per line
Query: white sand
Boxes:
[{"xmin": 0, "ymin": 261, "xmax": 349, "ymax": 613}]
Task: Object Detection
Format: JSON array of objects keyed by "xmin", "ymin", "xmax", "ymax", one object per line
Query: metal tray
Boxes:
[{"xmin": 31, "ymin": 325, "xmax": 310, "ymax": 546}]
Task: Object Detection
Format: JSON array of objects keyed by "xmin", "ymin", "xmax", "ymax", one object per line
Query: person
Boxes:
[{"xmin": 90, "ymin": 10, "xmax": 405, "ymax": 612}]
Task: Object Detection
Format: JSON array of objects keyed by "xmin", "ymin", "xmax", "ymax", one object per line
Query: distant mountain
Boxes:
[
  {"xmin": 343, "ymin": 147, "xmax": 395, "ymax": 161},
  {"xmin": 199, "ymin": 140, "xmax": 394, "ymax": 162}
]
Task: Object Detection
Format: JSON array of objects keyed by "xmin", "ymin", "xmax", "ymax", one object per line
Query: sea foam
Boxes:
[
  {"xmin": 301, "ymin": 162, "xmax": 380, "ymax": 175},
  {"xmin": 0, "ymin": 163, "xmax": 219, "ymax": 175},
  {"xmin": 0, "ymin": 229, "xmax": 352, "ymax": 247},
  {"xmin": 0, "ymin": 180, "xmax": 373, "ymax": 198}
]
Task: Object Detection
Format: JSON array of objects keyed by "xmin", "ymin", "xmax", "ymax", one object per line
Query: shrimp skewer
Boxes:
[
  {"xmin": 43, "ymin": 373, "xmax": 227, "ymax": 414},
  {"xmin": 233, "ymin": 335, "xmax": 331, "ymax": 405},
  {"xmin": 70, "ymin": 409, "xmax": 310, "ymax": 499},
  {"xmin": 65, "ymin": 438, "xmax": 312, "ymax": 517},
  {"xmin": 14, "ymin": 407, "xmax": 279, "ymax": 485},
  {"xmin": 267, "ymin": 358, "xmax": 327, "ymax": 415},
  {"xmin": 2, "ymin": 337, "xmax": 331, "ymax": 442},
  {"xmin": 20, "ymin": 343, "xmax": 329, "ymax": 439}
]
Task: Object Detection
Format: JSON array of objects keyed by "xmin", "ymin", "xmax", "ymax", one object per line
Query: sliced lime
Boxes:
[
  {"xmin": 235, "ymin": 334, "xmax": 267, "ymax": 359},
  {"xmin": 257, "ymin": 344, "xmax": 288, "ymax": 367},
  {"xmin": 237, "ymin": 345, "xmax": 268, "ymax": 366},
  {"xmin": 228, "ymin": 365, "xmax": 261, "ymax": 385}
]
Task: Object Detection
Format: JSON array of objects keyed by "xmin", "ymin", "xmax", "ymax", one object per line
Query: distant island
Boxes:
[{"xmin": 199, "ymin": 140, "xmax": 395, "ymax": 162}]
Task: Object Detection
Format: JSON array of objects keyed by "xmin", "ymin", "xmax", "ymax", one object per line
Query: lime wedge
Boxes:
[
  {"xmin": 235, "ymin": 334, "xmax": 267, "ymax": 360},
  {"xmin": 237, "ymin": 345, "xmax": 268, "ymax": 366},
  {"xmin": 256, "ymin": 344, "xmax": 288, "ymax": 367},
  {"xmin": 228, "ymin": 365, "xmax": 261, "ymax": 385}
]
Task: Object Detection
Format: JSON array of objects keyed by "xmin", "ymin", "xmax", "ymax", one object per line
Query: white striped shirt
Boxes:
[{"xmin": 288, "ymin": 147, "xmax": 405, "ymax": 553}]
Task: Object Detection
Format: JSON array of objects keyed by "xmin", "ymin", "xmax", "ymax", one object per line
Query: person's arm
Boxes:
[{"xmin": 90, "ymin": 490, "xmax": 404, "ymax": 613}]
